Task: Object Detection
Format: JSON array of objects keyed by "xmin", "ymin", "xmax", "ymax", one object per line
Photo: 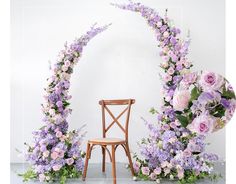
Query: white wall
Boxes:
[{"xmin": 11, "ymin": 0, "xmax": 225, "ymax": 163}]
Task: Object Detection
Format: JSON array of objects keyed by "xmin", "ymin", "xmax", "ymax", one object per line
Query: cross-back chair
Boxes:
[{"xmin": 82, "ymin": 99, "xmax": 135, "ymax": 184}]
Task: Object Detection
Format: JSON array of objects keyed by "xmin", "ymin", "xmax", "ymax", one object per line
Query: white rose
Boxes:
[{"xmin": 173, "ymin": 90, "xmax": 191, "ymax": 111}]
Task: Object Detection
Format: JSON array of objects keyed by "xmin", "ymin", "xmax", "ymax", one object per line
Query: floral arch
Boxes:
[{"xmin": 21, "ymin": 1, "xmax": 234, "ymax": 184}]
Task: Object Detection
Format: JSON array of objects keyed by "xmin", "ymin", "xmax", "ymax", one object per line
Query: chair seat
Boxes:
[{"xmin": 88, "ymin": 138, "xmax": 126, "ymax": 145}]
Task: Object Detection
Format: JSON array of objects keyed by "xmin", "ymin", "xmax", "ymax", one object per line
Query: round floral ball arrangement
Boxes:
[
  {"xmin": 174, "ymin": 71, "xmax": 236, "ymax": 135},
  {"xmin": 20, "ymin": 24, "xmax": 110, "ymax": 184}
]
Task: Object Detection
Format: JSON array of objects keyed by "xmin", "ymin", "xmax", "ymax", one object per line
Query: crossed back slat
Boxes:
[{"xmin": 99, "ymin": 99, "xmax": 135, "ymax": 141}]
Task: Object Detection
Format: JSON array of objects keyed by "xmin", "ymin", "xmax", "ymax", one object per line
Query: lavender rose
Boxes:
[
  {"xmin": 187, "ymin": 113, "xmax": 215, "ymax": 135},
  {"xmin": 199, "ymin": 71, "xmax": 224, "ymax": 91}
]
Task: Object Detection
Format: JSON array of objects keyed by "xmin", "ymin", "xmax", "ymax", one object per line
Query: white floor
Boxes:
[{"xmin": 11, "ymin": 162, "xmax": 225, "ymax": 184}]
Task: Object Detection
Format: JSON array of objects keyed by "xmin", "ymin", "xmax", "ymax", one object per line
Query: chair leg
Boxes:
[
  {"xmin": 125, "ymin": 143, "xmax": 135, "ymax": 176},
  {"xmin": 111, "ymin": 145, "xmax": 116, "ymax": 184},
  {"xmin": 102, "ymin": 145, "xmax": 106, "ymax": 172},
  {"xmin": 82, "ymin": 143, "xmax": 91, "ymax": 181}
]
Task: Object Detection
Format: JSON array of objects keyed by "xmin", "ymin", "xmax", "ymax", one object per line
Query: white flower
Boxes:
[
  {"xmin": 62, "ymin": 65, "xmax": 68, "ymax": 72},
  {"xmin": 43, "ymin": 150, "xmax": 50, "ymax": 158},
  {"xmin": 133, "ymin": 176, "xmax": 138, "ymax": 181},
  {"xmin": 49, "ymin": 109, "xmax": 56, "ymax": 116},
  {"xmin": 157, "ymin": 21, "xmax": 162, "ymax": 27},
  {"xmin": 39, "ymin": 174, "xmax": 45, "ymax": 182},
  {"xmin": 156, "ymin": 178, "xmax": 161, "ymax": 183},
  {"xmin": 170, "ymin": 174, "xmax": 174, "ymax": 180},
  {"xmin": 160, "ymin": 62, "xmax": 169, "ymax": 68},
  {"xmin": 173, "ymin": 90, "xmax": 191, "ymax": 111}
]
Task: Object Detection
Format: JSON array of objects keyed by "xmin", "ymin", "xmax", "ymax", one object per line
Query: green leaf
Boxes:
[
  {"xmin": 222, "ymin": 87, "xmax": 235, "ymax": 99},
  {"xmin": 149, "ymin": 107, "xmax": 158, "ymax": 114},
  {"xmin": 176, "ymin": 114, "xmax": 189, "ymax": 128},
  {"xmin": 190, "ymin": 86, "xmax": 200, "ymax": 101}
]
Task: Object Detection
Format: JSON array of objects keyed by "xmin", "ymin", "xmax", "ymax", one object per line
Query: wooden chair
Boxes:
[{"xmin": 82, "ymin": 99, "xmax": 135, "ymax": 184}]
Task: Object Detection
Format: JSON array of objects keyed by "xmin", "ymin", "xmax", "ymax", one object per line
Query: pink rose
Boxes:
[
  {"xmin": 173, "ymin": 90, "xmax": 191, "ymax": 111},
  {"xmin": 199, "ymin": 71, "xmax": 224, "ymax": 91},
  {"xmin": 182, "ymin": 72, "xmax": 197, "ymax": 85},
  {"xmin": 64, "ymin": 60, "xmax": 71, "ymax": 67},
  {"xmin": 56, "ymin": 131, "xmax": 62, "ymax": 138},
  {"xmin": 153, "ymin": 167, "xmax": 161, "ymax": 175},
  {"xmin": 167, "ymin": 67, "xmax": 175, "ymax": 75},
  {"xmin": 177, "ymin": 167, "xmax": 184, "ymax": 179},
  {"xmin": 141, "ymin": 167, "xmax": 150, "ymax": 176},
  {"xmin": 58, "ymin": 150, "xmax": 65, "ymax": 158},
  {"xmin": 51, "ymin": 151, "xmax": 58, "ymax": 160},
  {"xmin": 163, "ymin": 74, "xmax": 172, "ymax": 82},
  {"xmin": 133, "ymin": 162, "xmax": 141, "ymax": 173},
  {"xmin": 149, "ymin": 173, "xmax": 157, "ymax": 180},
  {"xmin": 183, "ymin": 149, "xmax": 192, "ymax": 157},
  {"xmin": 52, "ymin": 164, "xmax": 62, "ymax": 171},
  {"xmin": 187, "ymin": 113, "xmax": 215, "ymax": 135},
  {"xmin": 66, "ymin": 158, "xmax": 74, "ymax": 165}
]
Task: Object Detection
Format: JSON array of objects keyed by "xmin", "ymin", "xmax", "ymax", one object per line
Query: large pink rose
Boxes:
[
  {"xmin": 199, "ymin": 71, "xmax": 224, "ymax": 91},
  {"xmin": 173, "ymin": 90, "xmax": 191, "ymax": 111},
  {"xmin": 187, "ymin": 113, "xmax": 215, "ymax": 135}
]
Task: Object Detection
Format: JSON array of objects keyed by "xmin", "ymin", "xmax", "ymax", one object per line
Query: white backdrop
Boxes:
[{"xmin": 11, "ymin": 0, "xmax": 225, "ymax": 163}]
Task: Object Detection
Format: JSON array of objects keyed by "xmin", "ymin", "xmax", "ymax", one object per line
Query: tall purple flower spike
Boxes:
[
  {"xmin": 22, "ymin": 24, "xmax": 110, "ymax": 183},
  {"xmin": 112, "ymin": 1, "xmax": 219, "ymax": 182}
]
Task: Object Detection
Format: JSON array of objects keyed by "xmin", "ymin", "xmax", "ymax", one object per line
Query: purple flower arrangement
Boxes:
[
  {"xmin": 113, "ymin": 1, "xmax": 225, "ymax": 183},
  {"xmin": 21, "ymin": 24, "xmax": 110, "ymax": 183},
  {"xmin": 174, "ymin": 71, "xmax": 236, "ymax": 135}
]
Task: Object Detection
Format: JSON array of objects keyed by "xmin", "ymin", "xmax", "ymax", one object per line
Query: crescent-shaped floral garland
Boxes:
[
  {"xmin": 21, "ymin": 24, "xmax": 110, "ymax": 184},
  {"xmin": 112, "ymin": 1, "xmax": 220, "ymax": 183}
]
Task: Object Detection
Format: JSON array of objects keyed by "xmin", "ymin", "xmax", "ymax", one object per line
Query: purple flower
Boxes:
[
  {"xmin": 56, "ymin": 101, "xmax": 63, "ymax": 107},
  {"xmin": 221, "ymin": 98, "xmax": 230, "ymax": 108}
]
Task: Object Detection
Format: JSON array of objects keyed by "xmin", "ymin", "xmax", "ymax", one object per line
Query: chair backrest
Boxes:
[{"xmin": 99, "ymin": 99, "xmax": 135, "ymax": 142}]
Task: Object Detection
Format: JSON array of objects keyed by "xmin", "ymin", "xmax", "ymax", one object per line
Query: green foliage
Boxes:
[
  {"xmin": 190, "ymin": 86, "xmax": 201, "ymax": 101},
  {"xmin": 176, "ymin": 114, "xmax": 189, "ymax": 128},
  {"xmin": 211, "ymin": 104, "xmax": 226, "ymax": 117},
  {"xmin": 19, "ymin": 165, "xmax": 82, "ymax": 184},
  {"xmin": 222, "ymin": 86, "xmax": 235, "ymax": 99},
  {"xmin": 18, "ymin": 168, "xmax": 37, "ymax": 182},
  {"xmin": 149, "ymin": 107, "xmax": 158, "ymax": 114}
]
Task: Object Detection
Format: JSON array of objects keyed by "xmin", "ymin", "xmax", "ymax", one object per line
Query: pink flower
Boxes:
[
  {"xmin": 164, "ymin": 168, "xmax": 170, "ymax": 176},
  {"xmin": 56, "ymin": 131, "xmax": 62, "ymax": 138},
  {"xmin": 187, "ymin": 113, "xmax": 215, "ymax": 135},
  {"xmin": 173, "ymin": 90, "xmax": 191, "ymax": 111},
  {"xmin": 182, "ymin": 72, "xmax": 197, "ymax": 84},
  {"xmin": 58, "ymin": 150, "xmax": 65, "ymax": 158},
  {"xmin": 177, "ymin": 167, "xmax": 184, "ymax": 179},
  {"xmin": 43, "ymin": 150, "xmax": 50, "ymax": 158},
  {"xmin": 64, "ymin": 60, "xmax": 71, "ymax": 67},
  {"xmin": 163, "ymin": 31, "xmax": 169, "ymax": 38},
  {"xmin": 199, "ymin": 71, "xmax": 224, "ymax": 91},
  {"xmin": 39, "ymin": 174, "xmax": 45, "ymax": 182},
  {"xmin": 225, "ymin": 99, "xmax": 236, "ymax": 121},
  {"xmin": 149, "ymin": 172, "xmax": 157, "ymax": 180},
  {"xmin": 66, "ymin": 158, "xmax": 74, "ymax": 165},
  {"xmin": 167, "ymin": 67, "xmax": 175, "ymax": 75},
  {"xmin": 163, "ymin": 74, "xmax": 172, "ymax": 82},
  {"xmin": 141, "ymin": 167, "xmax": 150, "ymax": 176},
  {"xmin": 133, "ymin": 162, "xmax": 141, "ymax": 173},
  {"xmin": 153, "ymin": 167, "xmax": 161, "ymax": 175},
  {"xmin": 51, "ymin": 151, "xmax": 58, "ymax": 160},
  {"xmin": 52, "ymin": 164, "xmax": 62, "ymax": 171},
  {"xmin": 183, "ymin": 149, "xmax": 192, "ymax": 157}
]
